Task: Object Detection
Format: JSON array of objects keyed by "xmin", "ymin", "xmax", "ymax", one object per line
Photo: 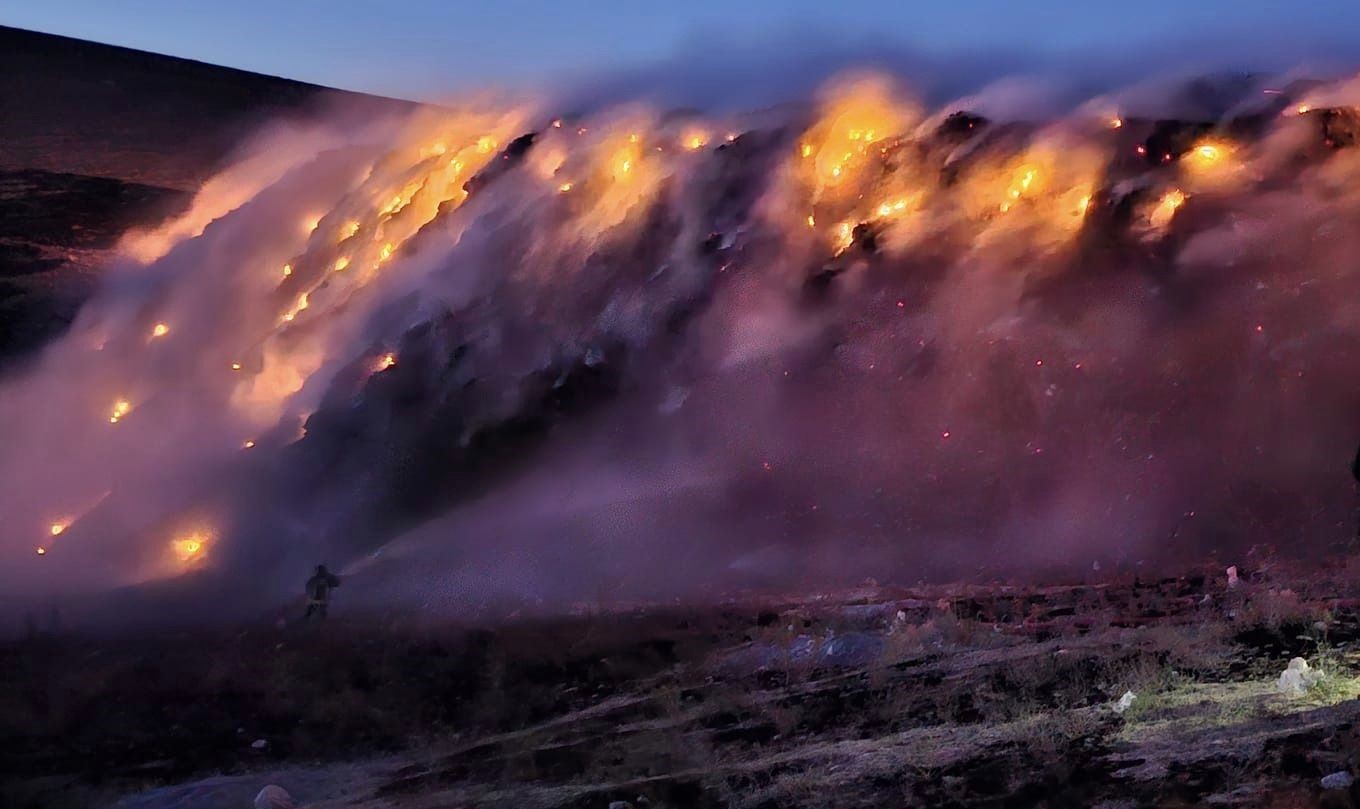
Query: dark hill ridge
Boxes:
[
  {"xmin": 0, "ymin": 25, "xmax": 413, "ymax": 189},
  {"xmin": 0, "ymin": 26, "xmax": 414, "ymax": 363}
]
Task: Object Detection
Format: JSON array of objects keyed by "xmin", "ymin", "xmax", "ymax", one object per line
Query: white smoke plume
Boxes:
[{"xmin": 5, "ymin": 68, "xmax": 1360, "ymax": 626}]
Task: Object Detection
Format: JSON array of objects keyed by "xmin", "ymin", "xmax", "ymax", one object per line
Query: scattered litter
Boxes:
[
  {"xmin": 1276, "ymin": 657, "xmax": 1322, "ymax": 696},
  {"xmin": 254, "ymin": 785, "xmax": 294, "ymax": 809},
  {"xmin": 1321, "ymin": 771, "xmax": 1354, "ymax": 790},
  {"xmin": 1113, "ymin": 690, "xmax": 1137, "ymax": 714}
]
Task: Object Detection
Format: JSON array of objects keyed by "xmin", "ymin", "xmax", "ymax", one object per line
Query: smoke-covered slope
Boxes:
[{"xmin": 7, "ymin": 71, "xmax": 1360, "ymax": 621}]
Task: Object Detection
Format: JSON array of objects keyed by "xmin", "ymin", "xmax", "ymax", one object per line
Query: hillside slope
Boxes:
[{"xmin": 0, "ymin": 26, "xmax": 413, "ymax": 362}]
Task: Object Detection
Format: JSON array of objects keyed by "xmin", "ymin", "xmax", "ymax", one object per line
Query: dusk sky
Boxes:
[{"xmin": 7, "ymin": 1, "xmax": 1360, "ymax": 100}]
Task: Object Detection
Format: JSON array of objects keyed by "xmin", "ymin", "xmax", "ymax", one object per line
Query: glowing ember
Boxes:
[
  {"xmin": 281, "ymin": 292, "xmax": 310, "ymax": 323},
  {"xmin": 1184, "ymin": 138, "xmax": 1234, "ymax": 175},
  {"xmin": 558, "ymin": 182, "xmax": 573, "ymax": 193},
  {"xmin": 378, "ymin": 243, "xmax": 394, "ymax": 263},
  {"xmin": 49, "ymin": 521, "xmax": 69, "ymax": 536},
  {"xmin": 36, "ymin": 547, "xmax": 46, "ymax": 555},
  {"xmin": 476, "ymin": 136, "xmax": 497, "ymax": 153},
  {"xmin": 683, "ymin": 131, "xmax": 708, "ymax": 150},
  {"xmin": 1150, "ymin": 188, "xmax": 1186, "ymax": 228},
  {"xmin": 108, "ymin": 399, "xmax": 131, "ymax": 424},
  {"xmin": 1110, "ymin": 117, "xmax": 1123, "ymax": 129},
  {"xmin": 282, "ymin": 263, "xmax": 292, "ymax": 277},
  {"xmin": 333, "ymin": 256, "xmax": 351, "ymax": 272},
  {"xmin": 874, "ymin": 198, "xmax": 910, "ymax": 219},
  {"xmin": 341, "ymin": 221, "xmax": 360, "ymax": 240},
  {"xmin": 832, "ymin": 221, "xmax": 854, "ymax": 252},
  {"xmin": 243, "ymin": 440, "xmax": 256, "ymax": 449},
  {"xmin": 171, "ymin": 533, "xmax": 208, "ymax": 563},
  {"xmin": 231, "ymin": 362, "xmax": 242, "ymax": 371},
  {"xmin": 377, "ymin": 352, "xmax": 397, "ymax": 371},
  {"xmin": 150, "ymin": 323, "xmax": 169, "ymax": 339}
]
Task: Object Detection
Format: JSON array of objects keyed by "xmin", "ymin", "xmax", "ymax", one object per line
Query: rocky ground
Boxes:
[{"xmin": 8, "ymin": 560, "xmax": 1360, "ymax": 808}]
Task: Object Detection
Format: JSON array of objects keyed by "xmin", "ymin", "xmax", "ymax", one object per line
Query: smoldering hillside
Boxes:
[{"xmin": 7, "ymin": 55, "xmax": 1360, "ymax": 626}]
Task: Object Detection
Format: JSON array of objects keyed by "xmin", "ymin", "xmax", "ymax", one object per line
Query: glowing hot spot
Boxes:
[{"xmin": 171, "ymin": 533, "xmax": 208, "ymax": 563}]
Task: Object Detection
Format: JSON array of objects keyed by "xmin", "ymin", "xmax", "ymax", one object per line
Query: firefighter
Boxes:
[
  {"xmin": 303, "ymin": 564, "xmax": 341, "ymax": 620},
  {"xmin": 1351, "ymin": 443, "xmax": 1360, "ymax": 547}
]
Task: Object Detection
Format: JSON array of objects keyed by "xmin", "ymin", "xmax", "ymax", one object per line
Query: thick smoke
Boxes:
[{"xmin": 6, "ymin": 68, "xmax": 1360, "ymax": 626}]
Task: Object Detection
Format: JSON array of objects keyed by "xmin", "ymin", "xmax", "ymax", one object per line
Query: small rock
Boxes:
[
  {"xmin": 251, "ymin": 738, "xmax": 269, "ymax": 750},
  {"xmin": 1321, "ymin": 771, "xmax": 1354, "ymax": 790},
  {"xmin": 1226, "ymin": 565, "xmax": 1239, "ymax": 588},
  {"xmin": 1113, "ymin": 690, "xmax": 1137, "ymax": 714},
  {"xmin": 1277, "ymin": 657, "xmax": 1323, "ymax": 696},
  {"xmin": 254, "ymin": 785, "xmax": 295, "ymax": 809}
]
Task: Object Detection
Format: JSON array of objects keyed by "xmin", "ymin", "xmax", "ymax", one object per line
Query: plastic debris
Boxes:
[
  {"xmin": 1276, "ymin": 657, "xmax": 1322, "ymax": 696},
  {"xmin": 1321, "ymin": 771, "xmax": 1354, "ymax": 790},
  {"xmin": 254, "ymin": 785, "xmax": 295, "ymax": 809},
  {"xmin": 1113, "ymin": 690, "xmax": 1137, "ymax": 714}
]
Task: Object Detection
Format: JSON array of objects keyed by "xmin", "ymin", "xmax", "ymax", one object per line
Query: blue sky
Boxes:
[{"xmin": 6, "ymin": 1, "xmax": 1360, "ymax": 101}]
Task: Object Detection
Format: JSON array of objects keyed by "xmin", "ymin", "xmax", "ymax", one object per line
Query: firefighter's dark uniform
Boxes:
[{"xmin": 304, "ymin": 565, "xmax": 341, "ymax": 619}]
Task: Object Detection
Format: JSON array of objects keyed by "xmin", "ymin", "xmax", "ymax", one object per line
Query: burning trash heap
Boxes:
[{"xmin": 7, "ymin": 70, "xmax": 1360, "ymax": 607}]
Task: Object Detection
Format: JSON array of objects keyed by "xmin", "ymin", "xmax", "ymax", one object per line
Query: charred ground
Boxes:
[{"xmin": 9, "ymin": 564, "xmax": 1360, "ymax": 808}]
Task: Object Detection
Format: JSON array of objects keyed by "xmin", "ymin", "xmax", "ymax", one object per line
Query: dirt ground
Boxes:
[{"xmin": 9, "ymin": 560, "xmax": 1360, "ymax": 808}]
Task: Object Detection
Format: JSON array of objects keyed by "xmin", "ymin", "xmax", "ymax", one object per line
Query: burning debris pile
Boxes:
[{"xmin": 6, "ymin": 70, "xmax": 1360, "ymax": 612}]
